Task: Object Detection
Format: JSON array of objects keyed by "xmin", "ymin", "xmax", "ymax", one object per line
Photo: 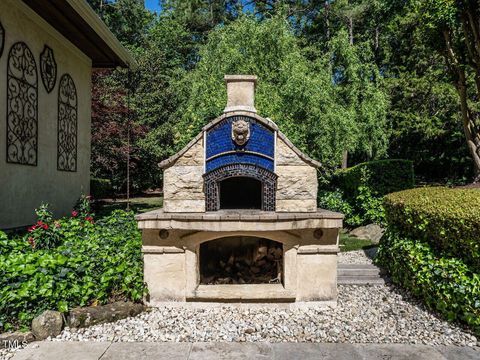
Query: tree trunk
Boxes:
[
  {"xmin": 324, "ymin": 1, "xmax": 330, "ymax": 41},
  {"xmin": 457, "ymin": 70, "xmax": 480, "ymax": 179},
  {"xmin": 443, "ymin": 29, "xmax": 480, "ymax": 178},
  {"xmin": 341, "ymin": 150, "xmax": 348, "ymax": 169},
  {"xmin": 348, "ymin": 17, "xmax": 353, "ymax": 45}
]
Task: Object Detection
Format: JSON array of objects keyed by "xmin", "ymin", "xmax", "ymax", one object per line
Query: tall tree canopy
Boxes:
[{"xmin": 86, "ymin": 0, "xmax": 479, "ymax": 193}]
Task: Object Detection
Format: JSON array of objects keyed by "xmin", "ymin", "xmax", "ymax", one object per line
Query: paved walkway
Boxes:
[{"xmin": 10, "ymin": 342, "xmax": 480, "ymax": 360}]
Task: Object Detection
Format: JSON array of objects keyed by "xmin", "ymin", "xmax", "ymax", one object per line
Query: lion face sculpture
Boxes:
[{"xmin": 231, "ymin": 119, "xmax": 250, "ymax": 146}]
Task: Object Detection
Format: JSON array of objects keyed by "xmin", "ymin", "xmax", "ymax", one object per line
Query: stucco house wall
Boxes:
[{"xmin": 0, "ymin": 0, "xmax": 91, "ymax": 228}]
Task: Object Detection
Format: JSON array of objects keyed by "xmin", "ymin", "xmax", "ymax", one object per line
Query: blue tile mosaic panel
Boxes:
[{"xmin": 206, "ymin": 116, "xmax": 274, "ymax": 172}]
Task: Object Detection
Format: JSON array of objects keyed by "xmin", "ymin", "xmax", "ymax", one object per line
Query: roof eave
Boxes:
[{"xmin": 66, "ymin": 0, "xmax": 137, "ymax": 69}]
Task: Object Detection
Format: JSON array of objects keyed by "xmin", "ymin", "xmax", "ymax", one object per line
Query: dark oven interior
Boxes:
[
  {"xmin": 199, "ymin": 236, "xmax": 283, "ymax": 285},
  {"xmin": 219, "ymin": 176, "xmax": 262, "ymax": 209}
]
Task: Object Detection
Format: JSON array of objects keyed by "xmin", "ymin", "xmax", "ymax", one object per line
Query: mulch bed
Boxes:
[{"xmin": 456, "ymin": 182, "xmax": 480, "ymax": 189}]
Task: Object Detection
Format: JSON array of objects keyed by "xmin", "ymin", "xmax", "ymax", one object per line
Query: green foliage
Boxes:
[
  {"xmin": 0, "ymin": 207, "xmax": 144, "ymax": 331},
  {"xmin": 383, "ymin": 1, "xmax": 470, "ymax": 182},
  {"xmin": 378, "ymin": 186, "xmax": 480, "ymax": 333},
  {"xmin": 384, "ymin": 187, "xmax": 480, "ymax": 272},
  {"xmin": 0, "ymin": 231, "xmax": 29, "ymax": 254},
  {"xmin": 318, "ymin": 189, "xmax": 355, "ymax": 222},
  {"xmin": 318, "ymin": 186, "xmax": 384, "ymax": 227},
  {"xmin": 376, "ymin": 232, "xmax": 480, "ymax": 334},
  {"xmin": 319, "ymin": 159, "xmax": 413, "ymax": 226},
  {"xmin": 90, "ymin": 178, "xmax": 113, "ymax": 199},
  {"xmin": 354, "ymin": 184, "xmax": 385, "ymax": 225},
  {"xmin": 334, "ymin": 159, "xmax": 415, "ymax": 198},
  {"xmin": 327, "ymin": 29, "xmax": 389, "ymax": 162},
  {"xmin": 87, "ymin": 0, "xmax": 155, "ymax": 48}
]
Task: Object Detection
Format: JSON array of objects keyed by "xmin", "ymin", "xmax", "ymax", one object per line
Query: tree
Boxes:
[
  {"xmin": 421, "ymin": 0, "xmax": 480, "ymax": 180},
  {"xmin": 327, "ymin": 29, "xmax": 389, "ymax": 165},
  {"xmin": 90, "ymin": 71, "xmax": 152, "ymax": 193},
  {"xmin": 87, "ymin": 0, "xmax": 154, "ymax": 48}
]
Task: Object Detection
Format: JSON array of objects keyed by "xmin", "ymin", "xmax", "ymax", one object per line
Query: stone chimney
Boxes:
[{"xmin": 224, "ymin": 75, "xmax": 257, "ymax": 113}]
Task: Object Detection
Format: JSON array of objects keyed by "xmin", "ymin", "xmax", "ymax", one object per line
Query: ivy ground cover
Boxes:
[{"xmin": 0, "ymin": 201, "xmax": 144, "ymax": 331}]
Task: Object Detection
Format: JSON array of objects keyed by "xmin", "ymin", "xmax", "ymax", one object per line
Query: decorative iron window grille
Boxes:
[
  {"xmin": 57, "ymin": 74, "xmax": 77, "ymax": 172},
  {"xmin": 7, "ymin": 42, "xmax": 38, "ymax": 166},
  {"xmin": 0, "ymin": 21, "xmax": 4, "ymax": 58},
  {"xmin": 204, "ymin": 163, "xmax": 277, "ymax": 211},
  {"xmin": 40, "ymin": 45, "xmax": 57, "ymax": 93}
]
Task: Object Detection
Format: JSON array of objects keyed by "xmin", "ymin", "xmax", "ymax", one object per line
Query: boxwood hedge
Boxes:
[
  {"xmin": 383, "ymin": 187, "xmax": 480, "ymax": 271},
  {"xmin": 377, "ymin": 186, "xmax": 480, "ymax": 333}
]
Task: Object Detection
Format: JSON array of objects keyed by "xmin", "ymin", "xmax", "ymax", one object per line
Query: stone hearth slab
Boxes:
[{"xmin": 189, "ymin": 284, "xmax": 296, "ymax": 301}]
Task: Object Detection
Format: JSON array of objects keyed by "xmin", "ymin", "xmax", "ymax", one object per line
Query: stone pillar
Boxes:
[{"xmin": 224, "ymin": 75, "xmax": 257, "ymax": 113}]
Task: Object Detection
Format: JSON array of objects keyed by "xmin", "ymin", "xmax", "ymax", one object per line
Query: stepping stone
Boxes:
[{"xmin": 337, "ymin": 263, "xmax": 386, "ymax": 285}]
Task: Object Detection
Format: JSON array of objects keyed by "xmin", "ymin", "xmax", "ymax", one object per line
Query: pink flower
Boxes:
[
  {"xmin": 71, "ymin": 210, "xmax": 78, "ymax": 217},
  {"xmin": 54, "ymin": 221, "xmax": 61, "ymax": 228},
  {"xmin": 85, "ymin": 216, "xmax": 94, "ymax": 223},
  {"xmin": 42, "ymin": 223, "xmax": 48, "ymax": 230},
  {"xmin": 28, "ymin": 225, "xmax": 36, "ymax": 233}
]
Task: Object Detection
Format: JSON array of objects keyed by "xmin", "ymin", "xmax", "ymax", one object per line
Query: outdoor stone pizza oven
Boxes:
[{"xmin": 136, "ymin": 75, "xmax": 343, "ymax": 305}]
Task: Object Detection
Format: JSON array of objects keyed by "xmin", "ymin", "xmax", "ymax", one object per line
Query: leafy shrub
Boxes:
[
  {"xmin": 334, "ymin": 159, "xmax": 415, "ymax": 198},
  {"xmin": 356, "ymin": 185, "xmax": 385, "ymax": 225},
  {"xmin": 320, "ymin": 159, "xmax": 413, "ymax": 226},
  {"xmin": 90, "ymin": 178, "xmax": 113, "ymax": 199},
  {"xmin": 318, "ymin": 189, "xmax": 354, "ymax": 217},
  {"xmin": 377, "ymin": 186, "xmax": 480, "ymax": 334},
  {"xmin": 384, "ymin": 187, "xmax": 480, "ymax": 271},
  {"xmin": 376, "ymin": 232, "xmax": 480, "ymax": 334},
  {"xmin": 0, "ymin": 206, "xmax": 144, "ymax": 331},
  {"xmin": 318, "ymin": 185, "xmax": 385, "ymax": 226}
]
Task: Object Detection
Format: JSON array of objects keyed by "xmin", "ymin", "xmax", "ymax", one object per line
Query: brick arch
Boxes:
[{"xmin": 204, "ymin": 164, "xmax": 277, "ymax": 211}]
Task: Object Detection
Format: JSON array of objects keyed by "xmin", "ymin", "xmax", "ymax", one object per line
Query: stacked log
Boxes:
[{"xmin": 201, "ymin": 241, "xmax": 283, "ymax": 285}]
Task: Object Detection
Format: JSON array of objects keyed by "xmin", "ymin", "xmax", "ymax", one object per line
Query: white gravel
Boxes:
[
  {"xmin": 0, "ymin": 346, "xmax": 23, "ymax": 360},
  {"xmin": 51, "ymin": 284, "xmax": 477, "ymax": 347},
  {"xmin": 338, "ymin": 247, "xmax": 377, "ymax": 265}
]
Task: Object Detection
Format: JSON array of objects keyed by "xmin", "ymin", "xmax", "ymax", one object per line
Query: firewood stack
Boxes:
[{"xmin": 201, "ymin": 242, "xmax": 283, "ymax": 285}]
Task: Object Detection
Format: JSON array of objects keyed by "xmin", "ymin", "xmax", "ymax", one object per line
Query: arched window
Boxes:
[
  {"xmin": 6, "ymin": 42, "xmax": 38, "ymax": 165},
  {"xmin": 57, "ymin": 74, "xmax": 77, "ymax": 172}
]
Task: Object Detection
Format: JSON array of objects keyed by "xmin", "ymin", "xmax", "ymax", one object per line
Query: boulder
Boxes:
[
  {"xmin": 349, "ymin": 224, "xmax": 384, "ymax": 244},
  {"xmin": 0, "ymin": 331, "xmax": 35, "ymax": 349},
  {"xmin": 31, "ymin": 310, "xmax": 63, "ymax": 340},
  {"xmin": 68, "ymin": 302, "xmax": 145, "ymax": 328}
]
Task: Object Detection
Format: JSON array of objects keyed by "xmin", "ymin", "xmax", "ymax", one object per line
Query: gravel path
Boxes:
[
  {"xmin": 50, "ymin": 284, "xmax": 477, "ymax": 347},
  {"xmin": 338, "ymin": 247, "xmax": 377, "ymax": 265}
]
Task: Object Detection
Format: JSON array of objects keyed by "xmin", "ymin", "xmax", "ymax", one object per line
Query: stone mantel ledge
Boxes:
[{"xmin": 136, "ymin": 208, "xmax": 343, "ymax": 231}]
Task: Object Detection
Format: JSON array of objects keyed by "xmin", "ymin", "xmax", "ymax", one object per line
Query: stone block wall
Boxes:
[
  {"xmin": 163, "ymin": 138, "xmax": 205, "ymax": 212},
  {"xmin": 275, "ymin": 137, "xmax": 318, "ymax": 212}
]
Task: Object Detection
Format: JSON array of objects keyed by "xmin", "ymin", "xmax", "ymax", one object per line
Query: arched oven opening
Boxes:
[
  {"xmin": 204, "ymin": 164, "xmax": 277, "ymax": 211},
  {"xmin": 200, "ymin": 236, "xmax": 283, "ymax": 285},
  {"xmin": 219, "ymin": 176, "xmax": 262, "ymax": 209}
]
